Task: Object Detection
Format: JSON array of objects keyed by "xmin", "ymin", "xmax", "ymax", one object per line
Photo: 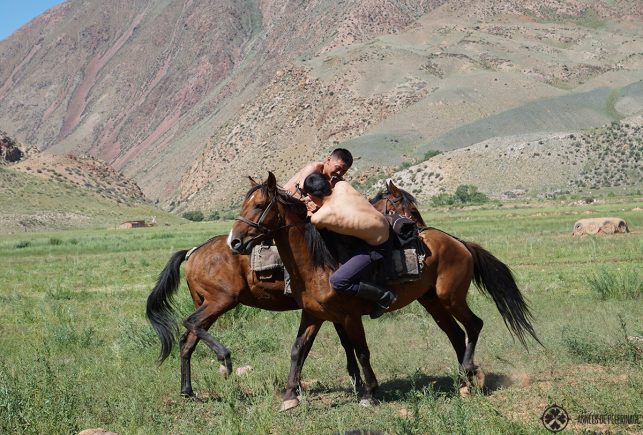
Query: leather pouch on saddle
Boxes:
[
  {"xmin": 250, "ymin": 243, "xmax": 283, "ymax": 280},
  {"xmin": 377, "ymin": 214, "xmax": 426, "ymax": 284}
]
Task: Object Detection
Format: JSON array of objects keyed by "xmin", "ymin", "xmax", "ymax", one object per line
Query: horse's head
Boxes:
[
  {"xmin": 371, "ymin": 180, "xmax": 426, "ymax": 227},
  {"xmin": 228, "ymin": 172, "xmax": 306, "ymax": 254}
]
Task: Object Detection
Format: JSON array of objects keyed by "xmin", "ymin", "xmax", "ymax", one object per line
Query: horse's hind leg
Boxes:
[
  {"xmin": 417, "ymin": 294, "xmax": 466, "ymax": 365},
  {"xmin": 182, "ymin": 299, "xmax": 237, "ymax": 393},
  {"xmin": 436, "ymin": 267, "xmax": 485, "ymax": 393},
  {"xmin": 179, "ymin": 330, "xmax": 200, "ymax": 397},
  {"xmin": 441, "ymin": 293, "xmax": 484, "ymax": 390},
  {"xmin": 332, "ymin": 322, "xmax": 364, "ymax": 392},
  {"xmin": 343, "ymin": 316, "xmax": 378, "ymax": 406}
]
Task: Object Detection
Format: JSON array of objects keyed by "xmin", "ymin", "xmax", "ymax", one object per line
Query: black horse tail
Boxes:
[
  {"xmin": 146, "ymin": 249, "xmax": 189, "ymax": 363},
  {"xmin": 463, "ymin": 241, "xmax": 543, "ymax": 348}
]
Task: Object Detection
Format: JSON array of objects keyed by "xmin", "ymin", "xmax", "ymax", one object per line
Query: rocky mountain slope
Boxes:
[
  {"xmin": 1, "ymin": 0, "xmax": 642, "ymax": 213},
  {"xmin": 0, "ymin": 131, "xmax": 174, "ymax": 233},
  {"xmin": 0, "ymin": 0, "xmax": 443, "ymax": 203},
  {"xmin": 1, "ymin": 131, "xmax": 147, "ymax": 205},
  {"xmin": 176, "ymin": 0, "xmax": 643, "ymax": 211},
  {"xmin": 385, "ymin": 116, "xmax": 643, "ymax": 201}
]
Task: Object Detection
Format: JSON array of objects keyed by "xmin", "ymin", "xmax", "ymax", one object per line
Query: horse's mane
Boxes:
[
  {"xmin": 248, "ymin": 182, "xmax": 337, "ymax": 271},
  {"xmin": 304, "ymin": 223, "xmax": 338, "ymax": 271}
]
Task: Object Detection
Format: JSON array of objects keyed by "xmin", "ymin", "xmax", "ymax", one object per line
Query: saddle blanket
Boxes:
[{"xmin": 250, "ymin": 244, "xmax": 283, "ymax": 272}]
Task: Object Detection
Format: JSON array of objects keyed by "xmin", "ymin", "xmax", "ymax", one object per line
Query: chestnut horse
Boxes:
[
  {"xmin": 370, "ymin": 180, "xmax": 426, "ymax": 227},
  {"xmin": 229, "ymin": 173, "xmax": 540, "ymax": 410}
]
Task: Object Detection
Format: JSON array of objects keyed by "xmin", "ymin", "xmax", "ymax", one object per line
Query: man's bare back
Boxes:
[{"xmin": 310, "ymin": 181, "xmax": 389, "ymax": 246}]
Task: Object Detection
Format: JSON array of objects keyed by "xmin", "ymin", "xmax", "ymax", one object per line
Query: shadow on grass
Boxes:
[
  {"xmin": 303, "ymin": 371, "xmax": 514, "ymax": 403},
  {"xmin": 377, "ymin": 372, "xmax": 513, "ymax": 401}
]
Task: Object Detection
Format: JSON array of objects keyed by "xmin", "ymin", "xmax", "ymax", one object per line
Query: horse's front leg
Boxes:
[
  {"xmin": 343, "ymin": 316, "xmax": 378, "ymax": 406},
  {"xmin": 280, "ymin": 310, "xmax": 324, "ymax": 411}
]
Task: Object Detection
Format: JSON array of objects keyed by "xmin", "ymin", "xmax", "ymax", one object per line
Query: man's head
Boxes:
[
  {"xmin": 303, "ymin": 172, "xmax": 332, "ymax": 200},
  {"xmin": 322, "ymin": 148, "xmax": 353, "ymax": 180}
]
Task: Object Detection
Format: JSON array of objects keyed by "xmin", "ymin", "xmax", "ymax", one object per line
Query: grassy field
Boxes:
[{"xmin": 0, "ymin": 195, "xmax": 641, "ymax": 434}]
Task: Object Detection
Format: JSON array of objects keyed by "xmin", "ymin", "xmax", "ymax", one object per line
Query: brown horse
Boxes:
[
  {"xmin": 370, "ymin": 180, "xmax": 426, "ymax": 227},
  {"xmin": 146, "ymin": 233, "xmax": 368, "ymax": 399},
  {"xmin": 229, "ymin": 172, "xmax": 540, "ymax": 410},
  {"xmin": 146, "ymin": 180, "xmax": 417, "ymax": 398}
]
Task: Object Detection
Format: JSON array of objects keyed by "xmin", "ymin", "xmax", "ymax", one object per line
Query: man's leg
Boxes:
[{"xmin": 329, "ymin": 246, "xmax": 396, "ymax": 318}]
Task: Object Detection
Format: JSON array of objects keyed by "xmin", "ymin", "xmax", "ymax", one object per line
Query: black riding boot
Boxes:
[{"xmin": 356, "ymin": 282, "xmax": 397, "ymax": 319}]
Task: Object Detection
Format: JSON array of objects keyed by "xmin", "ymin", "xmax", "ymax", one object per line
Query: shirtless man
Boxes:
[
  {"xmin": 284, "ymin": 148, "xmax": 353, "ymax": 214},
  {"xmin": 280, "ymin": 148, "xmax": 353, "ymax": 295},
  {"xmin": 303, "ymin": 172, "xmax": 396, "ymax": 319}
]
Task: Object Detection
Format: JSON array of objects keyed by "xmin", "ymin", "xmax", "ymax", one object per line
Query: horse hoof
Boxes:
[
  {"xmin": 181, "ymin": 392, "xmax": 205, "ymax": 403},
  {"xmin": 459, "ymin": 385, "xmax": 471, "ymax": 398},
  {"xmin": 474, "ymin": 368, "xmax": 486, "ymax": 388},
  {"xmin": 279, "ymin": 398, "xmax": 300, "ymax": 412},
  {"xmin": 359, "ymin": 398, "xmax": 374, "ymax": 407},
  {"xmin": 219, "ymin": 364, "xmax": 231, "ymax": 378},
  {"xmin": 236, "ymin": 365, "xmax": 253, "ymax": 376}
]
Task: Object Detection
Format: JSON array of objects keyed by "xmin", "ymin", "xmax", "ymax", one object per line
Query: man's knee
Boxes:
[{"xmin": 329, "ymin": 272, "xmax": 355, "ymax": 294}]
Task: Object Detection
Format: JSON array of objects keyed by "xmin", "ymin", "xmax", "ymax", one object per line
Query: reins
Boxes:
[{"xmin": 234, "ymin": 193, "xmax": 305, "ymax": 247}]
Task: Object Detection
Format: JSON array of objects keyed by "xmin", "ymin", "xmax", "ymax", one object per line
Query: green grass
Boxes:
[
  {"xmin": 0, "ymin": 196, "xmax": 641, "ymax": 433},
  {"xmin": 587, "ymin": 267, "xmax": 642, "ymax": 300}
]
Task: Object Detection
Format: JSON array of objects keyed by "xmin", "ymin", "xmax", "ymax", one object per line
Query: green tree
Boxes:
[
  {"xmin": 182, "ymin": 211, "xmax": 204, "ymax": 222},
  {"xmin": 454, "ymin": 185, "xmax": 489, "ymax": 204},
  {"xmin": 430, "ymin": 193, "xmax": 455, "ymax": 206},
  {"xmin": 207, "ymin": 210, "xmax": 220, "ymax": 221}
]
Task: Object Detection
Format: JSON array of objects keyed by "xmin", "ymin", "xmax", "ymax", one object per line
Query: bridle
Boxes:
[
  {"xmin": 234, "ymin": 192, "xmax": 305, "ymax": 248},
  {"xmin": 380, "ymin": 195, "xmax": 405, "ymax": 216},
  {"xmin": 235, "ymin": 195, "xmax": 279, "ymax": 236}
]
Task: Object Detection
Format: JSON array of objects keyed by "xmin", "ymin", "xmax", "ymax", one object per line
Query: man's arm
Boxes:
[{"xmin": 284, "ymin": 162, "xmax": 322, "ymax": 196}]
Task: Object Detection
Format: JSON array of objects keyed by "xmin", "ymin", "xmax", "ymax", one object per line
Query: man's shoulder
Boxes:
[
  {"xmin": 305, "ymin": 162, "xmax": 324, "ymax": 172},
  {"xmin": 333, "ymin": 180, "xmax": 356, "ymax": 193}
]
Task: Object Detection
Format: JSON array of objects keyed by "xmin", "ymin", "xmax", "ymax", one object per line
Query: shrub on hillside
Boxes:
[
  {"xmin": 454, "ymin": 185, "xmax": 489, "ymax": 204},
  {"xmin": 430, "ymin": 185, "xmax": 490, "ymax": 207},
  {"xmin": 182, "ymin": 211, "xmax": 204, "ymax": 222},
  {"xmin": 430, "ymin": 193, "xmax": 456, "ymax": 206},
  {"xmin": 207, "ymin": 210, "xmax": 220, "ymax": 221}
]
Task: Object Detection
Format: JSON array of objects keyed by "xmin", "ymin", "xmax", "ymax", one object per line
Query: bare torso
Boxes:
[{"xmin": 310, "ymin": 181, "xmax": 389, "ymax": 246}]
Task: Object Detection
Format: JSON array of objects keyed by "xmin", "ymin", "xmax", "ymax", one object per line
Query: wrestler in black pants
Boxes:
[{"xmin": 328, "ymin": 229, "xmax": 396, "ymax": 318}]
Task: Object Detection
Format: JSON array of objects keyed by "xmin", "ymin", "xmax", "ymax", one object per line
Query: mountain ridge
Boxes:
[{"xmin": 0, "ymin": 0, "xmax": 641, "ymax": 212}]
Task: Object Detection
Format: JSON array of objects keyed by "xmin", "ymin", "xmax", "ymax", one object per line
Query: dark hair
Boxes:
[
  {"xmin": 331, "ymin": 148, "xmax": 353, "ymax": 167},
  {"xmin": 303, "ymin": 172, "xmax": 332, "ymax": 197}
]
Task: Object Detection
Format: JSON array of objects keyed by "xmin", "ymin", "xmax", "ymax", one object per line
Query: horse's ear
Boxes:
[
  {"xmin": 267, "ymin": 171, "xmax": 277, "ymax": 192},
  {"xmin": 248, "ymin": 176, "xmax": 258, "ymax": 187},
  {"xmin": 388, "ymin": 179, "xmax": 401, "ymax": 196}
]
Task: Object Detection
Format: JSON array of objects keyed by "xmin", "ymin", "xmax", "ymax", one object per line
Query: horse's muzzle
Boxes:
[{"xmin": 229, "ymin": 237, "xmax": 248, "ymax": 255}]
